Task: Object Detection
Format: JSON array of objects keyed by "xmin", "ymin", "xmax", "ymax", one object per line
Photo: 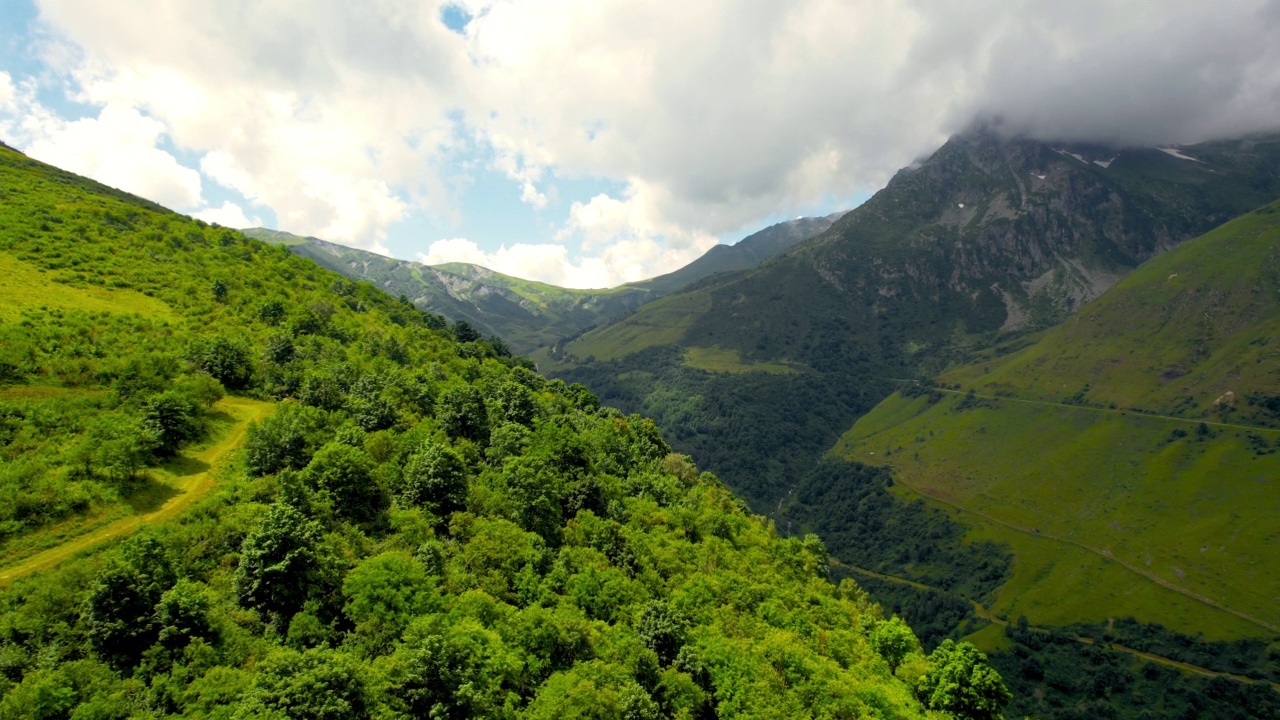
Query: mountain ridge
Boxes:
[{"xmin": 244, "ymin": 213, "xmax": 839, "ymax": 355}]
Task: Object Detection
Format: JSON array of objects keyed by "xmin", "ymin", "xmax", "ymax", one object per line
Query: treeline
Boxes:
[
  {"xmin": 1061, "ymin": 618, "xmax": 1280, "ymax": 684},
  {"xmin": 787, "ymin": 461, "xmax": 1011, "ymax": 604},
  {"xmin": 995, "ymin": 623, "xmax": 1280, "ymax": 720}
]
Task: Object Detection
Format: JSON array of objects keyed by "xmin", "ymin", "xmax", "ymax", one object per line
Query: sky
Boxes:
[{"xmin": 1, "ymin": 1, "xmax": 1278, "ymax": 289}]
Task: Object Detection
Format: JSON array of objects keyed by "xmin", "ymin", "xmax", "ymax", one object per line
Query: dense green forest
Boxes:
[{"xmin": 0, "ymin": 146, "xmax": 1016, "ymax": 717}]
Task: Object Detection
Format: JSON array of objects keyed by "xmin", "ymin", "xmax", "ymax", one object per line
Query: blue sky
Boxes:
[{"xmin": 1, "ymin": 1, "xmax": 1276, "ymax": 287}]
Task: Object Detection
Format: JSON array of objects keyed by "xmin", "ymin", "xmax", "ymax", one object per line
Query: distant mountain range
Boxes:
[{"xmin": 242, "ymin": 212, "xmax": 840, "ymax": 354}]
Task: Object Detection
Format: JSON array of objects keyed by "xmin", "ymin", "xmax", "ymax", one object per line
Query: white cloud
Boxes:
[
  {"xmin": 417, "ymin": 232, "xmax": 711, "ymax": 289},
  {"xmin": 14, "ymin": 99, "xmax": 203, "ymax": 209},
  {"xmin": 0, "ymin": 72, "xmax": 14, "ymax": 111},
  {"xmin": 191, "ymin": 201, "xmax": 261, "ymax": 229},
  {"xmin": 10, "ymin": 0, "xmax": 1280, "ymax": 286},
  {"xmin": 32, "ymin": 0, "xmax": 469, "ymax": 249}
]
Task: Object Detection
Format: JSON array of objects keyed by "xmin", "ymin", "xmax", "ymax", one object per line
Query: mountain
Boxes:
[
  {"xmin": 242, "ymin": 228, "xmax": 655, "ymax": 354},
  {"xmin": 808, "ymin": 200, "xmax": 1280, "ymax": 718},
  {"xmin": 548, "ymin": 129, "xmax": 1280, "ymax": 509},
  {"xmin": 626, "ymin": 213, "xmax": 845, "ymax": 295},
  {"xmin": 0, "ymin": 142, "xmax": 980, "ymax": 717},
  {"xmin": 244, "ymin": 214, "xmax": 838, "ymax": 356}
]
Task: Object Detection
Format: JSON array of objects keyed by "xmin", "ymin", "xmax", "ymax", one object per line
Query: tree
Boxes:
[
  {"xmin": 140, "ymin": 390, "xmax": 201, "ymax": 457},
  {"xmin": 347, "ymin": 374, "xmax": 397, "ymax": 432},
  {"xmin": 869, "ymin": 616, "xmax": 919, "ymax": 672},
  {"xmin": 250, "ymin": 648, "xmax": 369, "ymax": 720},
  {"xmin": 342, "ymin": 552, "xmax": 439, "ymax": 646},
  {"xmin": 638, "ymin": 601, "xmax": 688, "ymax": 666},
  {"xmin": 488, "ymin": 334, "xmax": 512, "ymax": 358},
  {"xmin": 396, "ymin": 442, "xmax": 467, "ymax": 515},
  {"xmin": 437, "ymin": 383, "xmax": 490, "ymax": 444},
  {"xmin": 211, "ymin": 279, "xmax": 228, "ymax": 302},
  {"xmin": 156, "ymin": 578, "xmax": 218, "ymax": 652},
  {"xmin": 263, "ymin": 332, "xmax": 295, "ymax": 365},
  {"xmin": 235, "ymin": 504, "xmax": 325, "ymax": 622},
  {"xmin": 304, "ymin": 442, "xmax": 384, "ymax": 521},
  {"xmin": 492, "ymin": 380, "xmax": 536, "ymax": 426},
  {"xmin": 187, "ymin": 336, "xmax": 254, "ymax": 390},
  {"xmin": 522, "ymin": 660, "xmax": 660, "ymax": 720},
  {"xmin": 258, "ymin": 298, "xmax": 286, "ymax": 325},
  {"xmin": 914, "ymin": 639, "xmax": 1012, "ymax": 720},
  {"xmin": 452, "ymin": 320, "xmax": 481, "ymax": 343},
  {"xmin": 386, "ymin": 616, "xmax": 519, "ymax": 719},
  {"xmin": 299, "ymin": 369, "xmax": 346, "ymax": 410},
  {"xmin": 84, "ymin": 535, "xmax": 175, "ymax": 669},
  {"xmin": 79, "ymin": 415, "xmax": 153, "ymax": 485},
  {"xmin": 173, "ymin": 373, "xmax": 225, "ymax": 407},
  {"xmin": 245, "ymin": 403, "xmax": 327, "ymax": 476}
]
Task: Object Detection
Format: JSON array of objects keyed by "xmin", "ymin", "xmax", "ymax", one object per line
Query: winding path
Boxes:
[
  {"xmin": 931, "ymin": 386, "xmax": 1280, "ymax": 435},
  {"xmin": 0, "ymin": 396, "xmax": 273, "ymax": 586}
]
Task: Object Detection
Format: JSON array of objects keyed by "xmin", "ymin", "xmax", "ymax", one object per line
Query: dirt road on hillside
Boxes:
[{"xmin": 0, "ymin": 396, "xmax": 273, "ymax": 586}]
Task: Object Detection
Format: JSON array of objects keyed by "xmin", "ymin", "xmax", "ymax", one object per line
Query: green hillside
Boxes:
[
  {"xmin": 816, "ymin": 202, "xmax": 1280, "ymax": 717},
  {"xmin": 830, "ymin": 201, "xmax": 1280, "ymax": 632},
  {"xmin": 0, "ymin": 146, "xmax": 992, "ymax": 717}
]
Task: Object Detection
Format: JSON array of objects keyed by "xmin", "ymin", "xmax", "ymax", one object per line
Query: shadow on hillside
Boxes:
[
  {"xmin": 123, "ymin": 475, "xmax": 183, "ymax": 514},
  {"xmin": 206, "ymin": 408, "xmax": 236, "ymax": 427},
  {"xmin": 161, "ymin": 454, "xmax": 211, "ymax": 478}
]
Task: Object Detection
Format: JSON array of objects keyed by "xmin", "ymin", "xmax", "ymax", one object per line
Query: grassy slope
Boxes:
[
  {"xmin": 0, "ymin": 144, "xmax": 446, "ymax": 559},
  {"xmin": 946, "ymin": 204, "xmax": 1280, "ymax": 416},
  {"xmin": 834, "ymin": 202, "xmax": 1280, "ymax": 640}
]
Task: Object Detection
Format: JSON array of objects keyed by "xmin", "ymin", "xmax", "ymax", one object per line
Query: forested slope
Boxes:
[{"xmin": 0, "ymin": 146, "xmax": 1008, "ymax": 717}]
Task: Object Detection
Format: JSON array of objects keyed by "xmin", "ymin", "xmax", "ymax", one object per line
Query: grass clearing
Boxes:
[
  {"xmin": 0, "ymin": 252, "xmax": 177, "ymax": 323},
  {"xmin": 0, "ymin": 396, "xmax": 273, "ymax": 584},
  {"xmin": 683, "ymin": 346, "xmax": 803, "ymax": 374},
  {"xmin": 568, "ymin": 291, "xmax": 710, "ymax": 361},
  {"xmin": 841, "ymin": 392, "xmax": 1280, "ymax": 640}
]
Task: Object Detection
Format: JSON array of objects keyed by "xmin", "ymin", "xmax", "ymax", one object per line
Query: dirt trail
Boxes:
[
  {"xmin": 0, "ymin": 396, "xmax": 273, "ymax": 586},
  {"xmin": 831, "ymin": 559, "xmax": 1280, "ymax": 692},
  {"xmin": 933, "ymin": 386, "xmax": 1280, "ymax": 434}
]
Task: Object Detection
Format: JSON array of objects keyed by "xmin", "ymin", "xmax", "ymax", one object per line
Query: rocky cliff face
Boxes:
[{"xmin": 802, "ymin": 130, "xmax": 1280, "ymax": 333}]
